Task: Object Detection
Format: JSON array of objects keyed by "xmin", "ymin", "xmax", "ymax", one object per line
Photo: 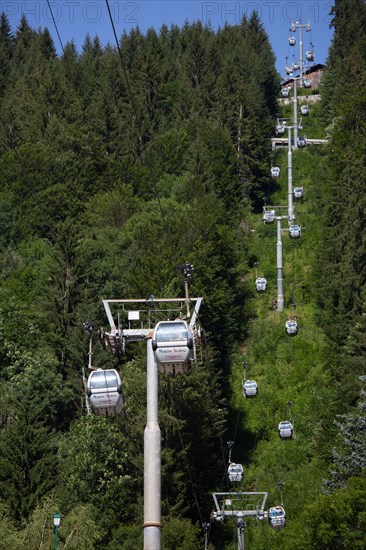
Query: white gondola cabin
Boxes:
[
  {"xmin": 281, "ymin": 87, "xmax": 289, "ymax": 98},
  {"xmin": 300, "ymin": 104, "xmax": 309, "ymax": 116},
  {"xmin": 294, "ymin": 186, "xmax": 304, "ymax": 199},
  {"xmin": 255, "ymin": 277, "xmax": 267, "ymax": 292},
  {"xmin": 293, "ymin": 61, "xmax": 300, "ymax": 71},
  {"xmin": 228, "ymin": 463, "xmax": 243, "ymax": 482},
  {"xmin": 87, "ymin": 369, "xmax": 123, "ymax": 416},
  {"xmin": 285, "ymin": 65, "xmax": 293, "ymax": 75},
  {"xmin": 289, "ymin": 36, "xmax": 296, "ymax": 46},
  {"xmin": 303, "ymin": 78, "xmax": 312, "ymax": 89},
  {"xmin": 276, "ymin": 124, "xmax": 285, "ymax": 136},
  {"xmin": 263, "ymin": 210, "xmax": 276, "ymax": 224},
  {"xmin": 289, "ymin": 224, "xmax": 301, "ymax": 238},
  {"xmin": 243, "ymin": 380, "xmax": 258, "ymax": 397},
  {"xmin": 306, "ymin": 50, "xmax": 314, "ymax": 61},
  {"xmin": 152, "ymin": 320, "xmax": 194, "ymax": 375},
  {"xmin": 268, "ymin": 506, "xmax": 286, "ymax": 529},
  {"xmin": 297, "ymin": 136, "xmax": 307, "ymax": 148},
  {"xmin": 278, "ymin": 421, "xmax": 294, "ymax": 439},
  {"xmin": 271, "ymin": 166, "xmax": 280, "ymax": 178},
  {"xmin": 285, "ymin": 319, "xmax": 298, "ymax": 335}
]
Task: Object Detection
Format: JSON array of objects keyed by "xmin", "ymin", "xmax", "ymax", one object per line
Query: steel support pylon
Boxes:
[{"xmin": 144, "ymin": 339, "xmax": 161, "ymax": 549}]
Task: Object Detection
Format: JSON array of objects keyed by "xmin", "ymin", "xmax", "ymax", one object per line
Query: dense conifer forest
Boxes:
[{"xmin": 0, "ymin": 0, "xmax": 365, "ymax": 548}]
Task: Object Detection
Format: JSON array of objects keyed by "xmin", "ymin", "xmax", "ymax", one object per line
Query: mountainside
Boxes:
[{"xmin": 0, "ymin": 1, "xmax": 365, "ymax": 548}]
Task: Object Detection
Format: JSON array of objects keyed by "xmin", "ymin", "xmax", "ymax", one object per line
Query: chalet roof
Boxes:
[{"xmin": 280, "ymin": 64, "xmax": 325, "ymax": 87}]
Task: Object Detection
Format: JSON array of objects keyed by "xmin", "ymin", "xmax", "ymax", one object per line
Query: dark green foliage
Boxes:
[
  {"xmin": 281, "ymin": 476, "xmax": 366, "ymax": 550},
  {"xmin": 3, "ymin": 7, "xmax": 359, "ymax": 549},
  {"xmin": 324, "ymin": 377, "xmax": 366, "ymax": 493}
]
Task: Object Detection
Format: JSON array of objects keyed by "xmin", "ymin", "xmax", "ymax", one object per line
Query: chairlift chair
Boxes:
[
  {"xmin": 278, "ymin": 421, "xmax": 294, "ymax": 439},
  {"xmin": 152, "ymin": 320, "xmax": 194, "ymax": 375},
  {"xmin": 228, "ymin": 462, "xmax": 244, "ymax": 482},
  {"xmin": 285, "ymin": 319, "xmax": 298, "ymax": 335},
  {"xmin": 243, "ymin": 380, "xmax": 258, "ymax": 397},
  {"xmin": 294, "ymin": 187, "xmax": 304, "ymax": 199},
  {"xmin": 268, "ymin": 506, "xmax": 286, "ymax": 529},
  {"xmin": 300, "ymin": 104, "xmax": 309, "ymax": 116},
  {"xmin": 255, "ymin": 277, "xmax": 267, "ymax": 292},
  {"xmin": 289, "ymin": 224, "xmax": 301, "ymax": 238},
  {"xmin": 86, "ymin": 368, "xmax": 123, "ymax": 416},
  {"xmin": 271, "ymin": 166, "xmax": 280, "ymax": 178}
]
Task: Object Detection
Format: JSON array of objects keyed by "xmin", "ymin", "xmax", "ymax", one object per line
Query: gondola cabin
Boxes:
[
  {"xmin": 281, "ymin": 87, "xmax": 289, "ymax": 98},
  {"xmin": 263, "ymin": 210, "xmax": 276, "ymax": 224},
  {"xmin": 285, "ymin": 65, "xmax": 293, "ymax": 75},
  {"xmin": 297, "ymin": 136, "xmax": 307, "ymax": 148},
  {"xmin": 243, "ymin": 380, "xmax": 258, "ymax": 397},
  {"xmin": 271, "ymin": 166, "xmax": 280, "ymax": 178},
  {"xmin": 293, "ymin": 62, "xmax": 300, "ymax": 71},
  {"xmin": 255, "ymin": 277, "xmax": 267, "ymax": 292},
  {"xmin": 285, "ymin": 319, "xmax": 298, "ymax": 335},
  {"xmin": 294, "ymin": 186, "xmax": 304, "ymax": 199},
  {"xmin": 228, "ymin": 463, "xmax": 243, "ymax": 482},
  {"xmin": 276, "ymin": 124, "xmax": 285, "ymax": 136},
  {"xmin": 289, "ymin": 224, "xmax": 301, "ymax": 238},
  {"xmin": 278, "ymin": 421, "xmax": 294, "ymax": 439},
  {"xmin": 289, "ymin": 36, "xmax": 296, "ymax": 46},
  {"xmin": 87, "ymin": 369, "xmax": 123, "ymax": 416},
  {"xmin": 152, "ymin": 320, "xmax": 194, "ymax": 375},
  {"xmin": 268, "ymin": 506, "xmax": 286, "ymax": 529},
  {"xmin": 306, "ymin": 50, "xmax": 314, "ymax": 61},
  {"xmin": 300, "ymin": 104, "xmax": 309, "ymax": 116},
  {"xmin": 303, "ymin": 79, "xmax": 312, "ymax": 89}
]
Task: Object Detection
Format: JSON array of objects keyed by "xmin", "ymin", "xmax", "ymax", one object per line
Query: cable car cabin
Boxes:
[
  {"xmin": 289, "ymin": 36, "xmax": 296, "ymax": 46},
  {"xmin": 300, "ymin": 104, "xmax": 309, "ymax": 116},
  {"xmin": 289, "ymin": 224, "xmax": 301, "ymax": 239},
  {"xmin": 278, "ymin": 421, "xmax": 294, "ymax": 439},
  {"xmin": 87, "ymin": 369, "xmax": 123, "ymax": 416},
  {"xmin": 285, "ymin": 319, "xmax": 298, "ymax": 335},
  {"xmin": 293, "ymin": 62, "xmax": 300, "ymax": 71},
  {"xmin": 263, "ymin": 210, "xmax": 276, "ymax": 224},
  {"xmin": 276, "ymin": 124, "xmax": 285, "ymax": 136},
  {"xmin": 306, "ymin": 50, "xmax": 314, "ymax": 61},
  {"xmin": 285, "ymin": 65, "xmax": 293, "ymax": 75},
  {"xmin": 243, "ymin": 380, "xmax": 258, "ymax": 398},
  {"xmin": 271, "ymin": 166, "xmax": 280, "ymax": 178},
  {"xmin": 268, "ymin": 506, "xmax": 286, "ymax": 529},
  {"xmin": 297, "ymin": 136, "xmax": 307, "ymax": 148},
  {"xmin": 152, "ymin": 320, "xmax": 194, "ymax": 375},
  {"xmin": 281, "ymin": 87, "xmax": 289, "ymax": 98},
  {"xmin": 255, "ymin": 277, "xmax": 267, "ymax": 292},
  {"xmin": 228, "ymin": 463, "xmax": 244, "ymax": 482},
  {"xmin": 303, "ymin": 79, "xmax": 312, "ymax": 89},
  {"xmin": 294, "ymin": 186, "xmax": 304, "ymax": 199}
]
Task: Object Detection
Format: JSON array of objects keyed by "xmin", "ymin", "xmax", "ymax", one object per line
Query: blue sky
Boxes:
[{"xmin": 4, "ymin": 1, "xmax": 334, "ymax": 74}]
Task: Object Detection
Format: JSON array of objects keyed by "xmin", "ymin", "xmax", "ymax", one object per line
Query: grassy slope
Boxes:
[{"xmin": 223, "ymin": 102, "xmax": 338, "ymax": 548}]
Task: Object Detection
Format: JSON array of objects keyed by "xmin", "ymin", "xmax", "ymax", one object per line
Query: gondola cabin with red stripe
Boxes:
[
  {"xmin": 152, "ymin": 320, "xmax": 194, "ymax": 375},
  {"xmin": 87, "ymin": 369, "xmax": 123, "ymax": 416}
]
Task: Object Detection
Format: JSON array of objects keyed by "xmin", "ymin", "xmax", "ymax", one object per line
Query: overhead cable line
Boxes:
[
  {"xmin": 105, "ymin": 0, "xmax": 174, "ymax": 245},
  {"xmin": 105, "ymin": 0, "xmax": 142, "ymax": 150},
  {"xmin": 46, "ymin": 0, "xmax": 65, "ymax": 55}
]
